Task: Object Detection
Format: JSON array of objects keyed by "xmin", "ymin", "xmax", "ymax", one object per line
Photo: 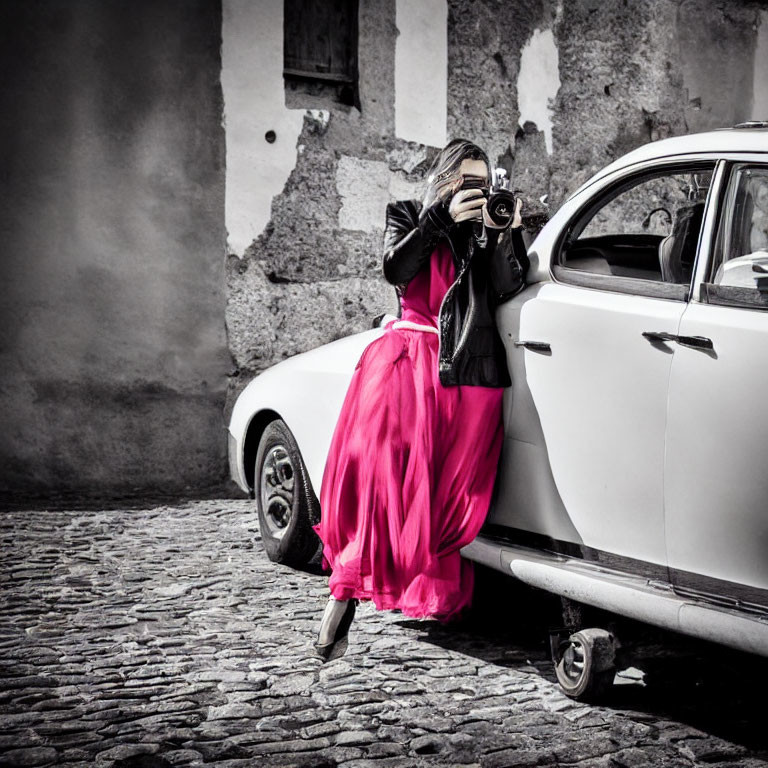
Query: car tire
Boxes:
[
  {"xmin": 254, "ymin": 419, "xmax": 320, "ymax": 568},
  {"xmin": 554, "ymin": 628, "xmax": 617, "ymax": 702}
]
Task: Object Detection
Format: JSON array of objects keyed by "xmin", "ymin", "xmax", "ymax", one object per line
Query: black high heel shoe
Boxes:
[{"xmin": 314, "ymin": 598, "xmax": 357, "ymax": 662}]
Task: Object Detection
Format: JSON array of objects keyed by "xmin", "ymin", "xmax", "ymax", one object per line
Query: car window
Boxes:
[
  {"xmin": 703, "ymin": 164, "xmax": 768, "ymax": 311},
  {"xmin": 555, "ymin": 165, "xmax": 715, "ymax": 300}
]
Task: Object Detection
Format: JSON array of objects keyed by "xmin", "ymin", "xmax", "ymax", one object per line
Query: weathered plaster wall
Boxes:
[
  {"xmin": 222, "ymin": 0, "xmax": 304, "ymax": 256},
  {"xmin": 395, "ymin": 0, "xmax": 448, "ymax": 147},
  {"xmin": 5, "ymin": 1, "xmax": 762, "ymax": 497},
  {"xmin": 0, "ymin": 0, "xmax": 229, "ymax": 496},
  {"xmin": 447, "ymin": 0, "xmax": 553, "ymax": 165},
  {"xmin": 517, "ymin": 28, "xmax": 560, "ymax": 155},
  {"xmin": 226, "ymin": 0, "xmax": 767, "ymax": 415},
  {"xmin": 226, "ymin": 0, "xmax": 430, "ymax": 405},
  {"xmin": 678, "ymin": 0, "xmax": 763, "ymax": 135}
]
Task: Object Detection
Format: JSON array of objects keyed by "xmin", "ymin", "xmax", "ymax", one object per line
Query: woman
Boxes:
[{"xmin": 313, "ymin": 139, "xmax": 528, "ymax": 661}]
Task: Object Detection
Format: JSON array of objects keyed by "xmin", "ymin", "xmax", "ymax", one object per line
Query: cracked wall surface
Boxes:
[
  {"xmin": 548, "ymin": 0, "xmax": 765, "ymax": 209},
  {"xmin": 395, "ymin": 0, "xmax": 448, "ymax": 147}
]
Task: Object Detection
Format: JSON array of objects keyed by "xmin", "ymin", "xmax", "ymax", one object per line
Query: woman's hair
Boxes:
[{"xmin": 422, "ymin": 138, "xmax": 490, "ymax": 212}]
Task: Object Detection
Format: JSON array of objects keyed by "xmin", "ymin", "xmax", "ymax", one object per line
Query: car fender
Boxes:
[{"xmin": 229, "ymin": 327, "xmax": 385, "ymax": 495}]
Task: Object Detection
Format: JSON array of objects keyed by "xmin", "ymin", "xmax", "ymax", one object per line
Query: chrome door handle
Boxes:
[
  {"xmin": 514, "ymin": 340, "xmax": 551, "ymax": 353},
  {"xmin": 642, "ymin": 331, "xmax": 678, "ymax": 343},
  {"xmin": 643, "ymin": 331, "xmax": 714, "ymax": 351},
  {"xmin": 676, "ymin": 334, "xmax": 714, "ymax": 350}
]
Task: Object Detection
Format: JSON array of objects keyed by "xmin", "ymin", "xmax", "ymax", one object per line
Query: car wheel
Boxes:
[
  {"xmin": 554, "ymin": 628, "xmax": 617, "ymax": 702},
  {"xmin": 254, "ymin": 419, "xmax": 320, "ymax": 567}
]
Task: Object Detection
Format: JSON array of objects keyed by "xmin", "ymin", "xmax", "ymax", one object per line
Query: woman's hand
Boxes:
[
  {"xmin": 448, "ymin": 188, "xmax": 486, "ymax": 224},
  {"xmin": 482, "ymin": 196, "xmax": 523, "ymax": 230}
]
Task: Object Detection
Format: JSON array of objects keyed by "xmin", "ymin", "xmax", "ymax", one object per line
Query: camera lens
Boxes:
[{"xmin": 487, "ymin": 189, "xmax": 517, "ymax": 226}]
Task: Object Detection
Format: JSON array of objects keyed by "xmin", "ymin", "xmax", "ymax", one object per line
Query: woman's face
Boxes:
[
  {"xmin": 435, "ymin": 157, "xmax": 489, "ymax": 202},
  {"xmin": 457, "ymin": 158, "xmax": 489, "ymax": 190}
]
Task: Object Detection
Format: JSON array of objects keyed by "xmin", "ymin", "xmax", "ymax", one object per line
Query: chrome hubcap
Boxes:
[
  {"xmin": 260, "ymin": 446, "xmax": 295, "ymax": 538},
  {"xmin": 561, "ymin": 640, "xmax": 586, "ymax": 684}
]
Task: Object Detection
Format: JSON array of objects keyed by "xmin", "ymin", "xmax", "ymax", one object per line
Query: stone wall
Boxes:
[
  {"xmin": 225, "ymin": 0, "xmax": 768, "ymax": 412},
  {"xmin": 0, "ymin": 0, "xmax": 229, "ymax": 497}
]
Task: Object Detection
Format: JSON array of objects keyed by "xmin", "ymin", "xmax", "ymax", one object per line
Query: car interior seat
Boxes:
[{"xmin": 658, "ymin": 202, "xmax": 705, "ymax": 284}]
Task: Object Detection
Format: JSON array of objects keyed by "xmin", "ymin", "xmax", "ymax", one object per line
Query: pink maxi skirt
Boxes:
[{"xmin": 315, "ymin": 244, "xmax": 504, "ymax": 622}]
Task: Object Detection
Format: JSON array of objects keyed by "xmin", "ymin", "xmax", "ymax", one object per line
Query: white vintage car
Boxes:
[{"xmin": 229, "ymin": 124, "xmax": 768, "ymax": 699}]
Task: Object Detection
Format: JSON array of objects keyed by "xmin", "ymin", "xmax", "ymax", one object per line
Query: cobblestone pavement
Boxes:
[{"xmin": 1, "ymin": 500, "xmax": 766, "ymax": 768}]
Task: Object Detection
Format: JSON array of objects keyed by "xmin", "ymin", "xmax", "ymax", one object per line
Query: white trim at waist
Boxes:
[{"xmin": 391, "ymin": 320, "xmax": 439, "ymax": 334}]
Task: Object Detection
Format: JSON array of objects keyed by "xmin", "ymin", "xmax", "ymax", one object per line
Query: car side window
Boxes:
[
  {"xmin": 703, "ymin": 164, "xmax": 768, "ymax": 311},
  {"xmin": 555, "ymin": 165, "xmax": 715, "ymax": 300}
]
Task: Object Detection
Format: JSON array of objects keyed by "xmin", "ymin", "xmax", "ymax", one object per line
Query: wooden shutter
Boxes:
[{"xmin": 284, "ymin": 0, "xmax": 358, "ymax": 84}]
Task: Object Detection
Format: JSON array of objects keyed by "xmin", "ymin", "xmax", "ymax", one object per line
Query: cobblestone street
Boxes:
[{"xmin": 1, "ymin": 500, "xmax": 766, "ymax": 768}]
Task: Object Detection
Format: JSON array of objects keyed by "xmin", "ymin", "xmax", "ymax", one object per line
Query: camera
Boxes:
[
  {"xmin": 459, "ymin": 168, "xmax": 517, "ymax": 227},
  {"xmin": 486, "ymin": 168, "xmax": 517, "ymax": 227}
]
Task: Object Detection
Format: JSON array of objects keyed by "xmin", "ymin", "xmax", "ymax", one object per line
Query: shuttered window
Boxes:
[{"xmin": 284, "ymin": 0, "xmax": 358, "ymax": 107}]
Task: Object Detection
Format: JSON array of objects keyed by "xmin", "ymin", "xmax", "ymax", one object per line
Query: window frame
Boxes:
[
  {"xmin": 283, "ymin": 0, "xmax": 359, "ymax": 108},
  {"xmin": 553, "ymin": 159, "xmax": 719, "ymax": 302},
  {"xmin": 698, "ymin": 160, "xmax": 768, "ymax": 312}
]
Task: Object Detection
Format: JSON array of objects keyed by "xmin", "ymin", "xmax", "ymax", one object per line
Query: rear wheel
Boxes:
[
  {"xmin": 254, "ymin": 419, "xmax": 319, "ymax": 567},
  {"xmin": 554, "ymin": 628, "xmax": 618, "ymax": 702}
]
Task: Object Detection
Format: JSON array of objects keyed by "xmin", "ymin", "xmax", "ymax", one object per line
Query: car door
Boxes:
[
  {"xmin": 664, "ymin": 159, "xmax": 768, "ymax": 609},
  {"xmin": 490, "ymin": 160, "xmax": 716, "ymax": 571}
]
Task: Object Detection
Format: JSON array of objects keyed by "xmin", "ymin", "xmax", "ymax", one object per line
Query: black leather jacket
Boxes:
[{"xmin": 383, "ymin": 199, "xmax": 528, "ymax": 387}]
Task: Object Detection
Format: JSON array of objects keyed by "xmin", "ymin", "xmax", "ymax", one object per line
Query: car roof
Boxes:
[{"xmin": 572, "ymin": 127, "xmax": 768, "ymax": 199}]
